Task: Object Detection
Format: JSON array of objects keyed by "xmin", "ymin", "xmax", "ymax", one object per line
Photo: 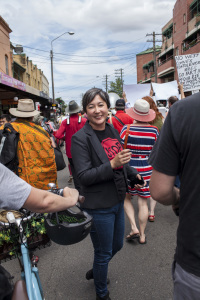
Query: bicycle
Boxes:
[
  {"xmin": 0, "ymin": 212, "xmax": 48, "ymax": 299},
  {"xmin": 0, "ymin": 184, "xmax": 63, "ymax": 300},
  {"xmin": 0, "ymin": 183, "xmax": 92, "ymax": 300}
]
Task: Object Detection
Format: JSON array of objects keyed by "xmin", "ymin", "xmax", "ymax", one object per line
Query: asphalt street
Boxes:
[{"xmin": 2, "ymin": 151, "xmax": 178, "ymax": 300}]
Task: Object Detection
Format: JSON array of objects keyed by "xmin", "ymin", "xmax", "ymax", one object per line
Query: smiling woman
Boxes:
[
  {"xmin": 86, "ymin": 95, "xmax": 109, "ymax": 130},
  {"xmin": 71, "ymin": 88, "xmax": 143, "ymax": 300}
]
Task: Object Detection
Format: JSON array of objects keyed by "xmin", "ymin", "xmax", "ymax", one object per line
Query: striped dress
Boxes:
[{"xmin": 120, "ymin": 124, "xmax": 159, "ymax": 198}]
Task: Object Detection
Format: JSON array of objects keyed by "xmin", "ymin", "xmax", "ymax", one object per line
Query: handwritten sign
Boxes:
[{"xmin": 175, "ymin": 53, "xmax": 200, "ymax": 92}]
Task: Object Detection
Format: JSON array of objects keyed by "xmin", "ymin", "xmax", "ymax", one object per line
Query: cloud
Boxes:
[{"xmin": 1, "ymin": 0, "xmax": 175, "ymax": 102}]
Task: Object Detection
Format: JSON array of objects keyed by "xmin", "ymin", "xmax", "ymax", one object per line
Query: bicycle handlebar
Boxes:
[{"xmin": 47, "ymin": 183, "xmax": 85, "ymax": 204}]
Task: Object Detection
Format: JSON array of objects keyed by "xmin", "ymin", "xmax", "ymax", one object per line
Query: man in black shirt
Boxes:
[{"xmin": 149, "ymin": 92, "xmax": 200, "ymax": 300}]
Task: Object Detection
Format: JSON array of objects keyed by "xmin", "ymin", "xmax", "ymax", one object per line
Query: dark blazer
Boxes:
[{"xmin": 71, "ymin": 121, "xmax": 138, "ymax": 209}]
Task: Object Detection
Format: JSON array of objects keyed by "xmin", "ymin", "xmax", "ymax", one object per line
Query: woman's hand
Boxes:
[
  {"xmin": 134, "ymin": 174, "xmax": 147, "ymax": 189},
  {"xmin": 110, "ymin": 149, "xmax": 131, "ymax": 169}
]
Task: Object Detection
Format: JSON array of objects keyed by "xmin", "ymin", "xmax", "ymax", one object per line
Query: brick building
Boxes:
[
  {"xmin": 137, "ymin": 0, "xmax": 200, "ymax": 87},
  {"xmin": 136, "ymin": 46, "xmax": 161, "ymax": 83}
]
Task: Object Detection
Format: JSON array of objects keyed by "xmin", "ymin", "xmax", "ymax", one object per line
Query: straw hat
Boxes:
[
  {"xmin": 9, "ymin": 99, "xmax": 40, "ymax": 118},
  {"xmin": 66, "ymin": 100, "xmax": 81, "ymax": 114},
  {"xmin": 126, "ymin": 99, "xmax": 155, "ymax": 122}
]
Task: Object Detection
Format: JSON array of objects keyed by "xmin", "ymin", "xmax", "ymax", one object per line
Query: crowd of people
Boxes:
[{"xmin": 1, "ymin": 82, "xmax": 200, "ymax": 300}]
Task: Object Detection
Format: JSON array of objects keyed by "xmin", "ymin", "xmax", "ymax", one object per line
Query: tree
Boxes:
[{"xmin": 108, "ymin": 77, "xmax": 123, "ymax": 97}]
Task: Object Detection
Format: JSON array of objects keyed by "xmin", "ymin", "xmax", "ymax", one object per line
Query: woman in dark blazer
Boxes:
[{"xmin": 71, "ymin": 88, "xmax": 143, "ymax": 300}]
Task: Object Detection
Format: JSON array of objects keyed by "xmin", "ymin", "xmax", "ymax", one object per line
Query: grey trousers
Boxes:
[{"xmin": 173, "ymin": 261, "xmax": 200, "ymax": 300}]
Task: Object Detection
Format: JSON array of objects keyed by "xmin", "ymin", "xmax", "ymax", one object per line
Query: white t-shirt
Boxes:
[{"xmin": 0, "ymin": 163, "xmax": 32, "ymax": 210}]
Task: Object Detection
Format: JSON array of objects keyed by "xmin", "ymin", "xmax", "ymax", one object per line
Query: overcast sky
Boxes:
[{"xmin": 1, "ymin": 0, "xmax": 175, "ymax": 104}]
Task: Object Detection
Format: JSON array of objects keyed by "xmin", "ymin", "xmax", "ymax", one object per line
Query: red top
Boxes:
[
  {"xmin": 108, "ymin": 110, "xmax": 134, "ymax": 134},
  {"xmin": 55, "ymin": 114, "xmax": 86, "ymax": 158}
]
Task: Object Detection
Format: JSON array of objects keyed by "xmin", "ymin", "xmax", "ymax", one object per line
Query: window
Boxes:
[
  {"xmin": 182, "ymin": 42, "xmax": 186, "ymax": 53},
  {"xmin": 183, "ymin": 14, "xmax": 186, "ymax": 24},
  {"xmin": 174, "ymin": 23, "xmax": 176, "ymax": 33},
  {"xmin": 5, "ymin": 55, "xmax": 9, "ymax": 75},
  {"xmin": 176, "ymin": 47, "xmax": 179, "ymax": 56},
  {"xmin": 189, "ymin": 0, "xmax": 200, "ymax": 20}
]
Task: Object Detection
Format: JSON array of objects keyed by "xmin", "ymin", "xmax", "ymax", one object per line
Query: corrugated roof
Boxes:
[{"xmin": 136, "ymin": 46, "xmax": 161, "ymax": 56}]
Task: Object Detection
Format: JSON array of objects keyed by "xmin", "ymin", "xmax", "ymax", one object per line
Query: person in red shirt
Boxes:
[
  {"xmin": 55, "ymin": 100, "xmax": 86, "ymax": 191},
  {"xmin": 108, "ymin": 99, "xmax": 133, "ymax": 134}
]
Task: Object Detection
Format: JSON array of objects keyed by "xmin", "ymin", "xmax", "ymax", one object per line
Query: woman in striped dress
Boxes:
[{"xmin": 120, "ymin": 99, "xmax": 159, "ymax": 244}]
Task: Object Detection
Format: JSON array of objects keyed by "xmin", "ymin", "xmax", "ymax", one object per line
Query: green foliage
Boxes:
[
  {"xmin": 108, "ymin": 77, "xmax": 123, "ymax": 97},
  {"xmin": 0, "ymin": 216, "xmax": 47, "ymax": 258}
]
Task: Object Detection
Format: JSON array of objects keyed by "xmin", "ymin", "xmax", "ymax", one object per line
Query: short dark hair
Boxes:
[
  {"xmin": 0, "ymin": 114, "xmax": 12, "ymax": 122},
  {"xmin": 168, "ymin": 96, "xmax": 178, "ymax": 106},
  {"xmin": 82, "ymin": 88, "xmax": 110, "ymax": 113}
]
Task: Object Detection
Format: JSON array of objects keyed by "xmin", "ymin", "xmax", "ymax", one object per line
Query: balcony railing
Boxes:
[
  {"xmin": 183, "ymin": 37, "xmax": 200, "ymax": 52},
  {"xmin": 158, "ymin": 55, "xmax": 173, "ymax": 67},
  {"xmin": 188, "ymin": 13, "xmax": 200, "ymax": 32},
  {"xmin": 161, "ymin": 36, "xmax": 173, "ymax": 53}
]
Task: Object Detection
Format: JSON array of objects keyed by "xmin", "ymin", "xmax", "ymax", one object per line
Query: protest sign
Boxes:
[
  {"xmin": 175, "ymin": 53, "xmax": 200, "ymax": 92},
  {"xmin": 123, "ymin": 84, "xmax": 151, "ymax": 107},
  {"xmin": 152, "ymin": 80, "xmax": 179, "ymax": 101}
]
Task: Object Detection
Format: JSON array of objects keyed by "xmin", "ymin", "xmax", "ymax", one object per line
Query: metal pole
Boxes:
[
  {"xmin": 50, "ymin": 32, "xmax": 74, "ymax": 120},
  {"xmin": 153, "ymin": 32, "xmax": 158, "ymax": 83},
  {"xmin": 120, "ymin": 68, "xmax": 123, "ymax": 91},
  {"xmin": 50, "ymin": 49, "xmax": 55, "ymax": 104}
]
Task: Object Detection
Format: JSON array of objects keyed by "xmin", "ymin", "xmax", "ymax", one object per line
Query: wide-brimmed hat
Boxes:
[
  {"xmin": 126, "ymin": 99, "xmax": 155, "ymax": 122},
  {"xmin": 9, "ymin": 99, "xmax": 40, "ymax": 118},
  {"xmin": 66, "ymin": 100, "xmax": 80, "ymax": 114},
  {"xmin": 115, "ymin": 99, "xmax": 125, "ymax": 109}
]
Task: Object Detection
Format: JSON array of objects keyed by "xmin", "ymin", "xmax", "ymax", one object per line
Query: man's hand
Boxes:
[
  {"xmin": 63, "ymin": 187, "xmax": 79, "ymax": 204},
  {"xmin": 122, "ymin": 91, "xmax": 127, "ymax": 102},
  {"xmin": 110, "ymin": 149, "xmax": 131, "ymax": 169},
  {"xmin": 150, "ymin": 88, "xmax": 154, "ymax": 97}
]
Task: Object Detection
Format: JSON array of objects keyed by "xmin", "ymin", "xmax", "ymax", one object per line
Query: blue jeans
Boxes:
[{"xmin": 85, "ymin": 202, "xmax": 125, "ymax": 298}]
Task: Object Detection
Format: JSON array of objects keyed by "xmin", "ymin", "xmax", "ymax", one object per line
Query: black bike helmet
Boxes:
[{"xmin": 45, "ymin": 205, "xmax": 93, "ymax": 245}]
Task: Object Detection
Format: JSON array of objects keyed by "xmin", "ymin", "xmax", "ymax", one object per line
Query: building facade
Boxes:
[
  {"xmin": 13, "ymin": 54, "xmax": 49, "ymax": 97},
  {"xmin": 0, "ymin": 16, "xmax": 50, "ymax": 115},
  {"xmin": 136, "ymin": 46, "xmax": 161, "ymax": 83},
  {"xmin": 137, "ymin": 0, "xmax": 200, "ymax": 87},
  {"xmin": 0, "ymin": 16, "xmax": 12, "ymax": 76}
]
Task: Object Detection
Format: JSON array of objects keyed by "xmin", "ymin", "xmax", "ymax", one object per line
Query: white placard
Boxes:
[
  {"xmin": 152, "ymin": 80, "xmax": 179, "ymax": 101},
  {"xmin": 123, "ymin": 84, "xmax": 151, "ymax": 107},
  {"xmin": 175, "ymin": 53, "xmax": 200, "ymax": 92}
]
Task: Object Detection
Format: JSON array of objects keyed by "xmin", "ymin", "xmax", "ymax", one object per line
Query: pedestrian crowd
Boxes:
[{"xmin": 0, "ymin": 80, "xmax": 200, "ymax": 300}]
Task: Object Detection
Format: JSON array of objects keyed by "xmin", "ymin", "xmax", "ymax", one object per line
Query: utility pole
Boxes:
[
  {"xmin": 146, "ymin": 32, "xmax": 162, "ymax": 83},
  {"xmin": 115, "ymin": 68, "xmax": 124, "ymax": 93},
  {"xmin": 102, "ymin": 75, "xmax": 109, "ymax": 92}
]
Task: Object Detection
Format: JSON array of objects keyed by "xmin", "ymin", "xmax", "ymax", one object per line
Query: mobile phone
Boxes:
[{"xmin": 130, "ymin": 176, "xmax": 144, "ymax": 188}]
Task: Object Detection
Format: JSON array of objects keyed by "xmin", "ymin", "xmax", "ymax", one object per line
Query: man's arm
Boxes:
[
  {"xmin": 178, "ymin": 82, "xmax": 185, "ymax": 99},
  {"xmin": 23, "ymin": 186, "xmax": 79, "ymax": 213},
  {"xmin": 149, "ymin": 169, "xmax": 179, "ymax": 206}
]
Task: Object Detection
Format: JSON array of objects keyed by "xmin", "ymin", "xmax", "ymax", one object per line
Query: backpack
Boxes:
[{"xmin": 0, "ymin": 123, "xmax": 20, "ymax": 175}]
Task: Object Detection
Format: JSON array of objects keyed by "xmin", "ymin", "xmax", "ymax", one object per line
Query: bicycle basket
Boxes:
[
  {"xmin": 45, "ymin": 206, "xmax": 93, "ymax": 245},
  {"xmin": 0, "ymin": 210, "xmax": 51, "ymax": 263}
]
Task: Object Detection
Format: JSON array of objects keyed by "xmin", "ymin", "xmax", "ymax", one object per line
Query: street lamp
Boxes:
[{"xmin": 50, "ymin": 31, "xmax": 74, "ymax": 105}]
